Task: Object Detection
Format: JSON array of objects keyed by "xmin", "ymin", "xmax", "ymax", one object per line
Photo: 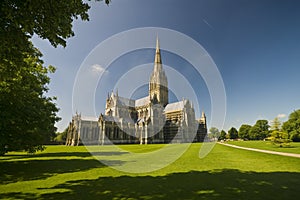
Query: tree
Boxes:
[
  {"xmin": 269, "ymin": 131, "xmax": 291, "ymax": 147},
  {"xmin": 0, "ymin": 0, "xmax": 109, "ymax": 154},
  {"xmin": 238, "ymin": 124, "xmax": 252, "ymax": 140},
  {"xmin": 228, "ymin": 127, "xmax": 238, "ymax": 139},
  {"xmin": 249, "ymin": 120, "xmax": 269, "ymax": 140},
  {"xmin": 289, "ymin": 130, "xmax": 300, "ymax": 142},
  {"xmin": 0, "ymin": 0, "xmax": 110, "ymax": 67},
  {"xmin": 219, "ymin": 130, "xmax": 227, "ymax": 141},
  {"xmin": 54, "ymin": 127, "xmax": 69, "ymax": 144},
  {"xmin": 209, "ymin": 127, "xmax": 220, "ymax": 141},
  {"xmin": 0, "ymin": 48, "xmax": 60, "ymax": 154},
  {"xmin": 271, "ymin": 117, "xmax": 281, "ymax": 131},
  {"xmin": 282, "ymin": 109, "xmax": 300, "ymax": 142},
  {"xmin": 268, "ymin": 117, "xmax": 291, "ymax": 146}
]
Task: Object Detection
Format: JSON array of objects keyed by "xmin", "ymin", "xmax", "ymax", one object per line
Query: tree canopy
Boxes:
[
  {"xmin": 0, "ymin": 0, "xmax": 109, "ymax": 154},
  {"xmin": 282, "ymin": 109, "xmax": 300, "ymax": 142},
  {"xmin": 270, "ymin": 117, "xmax": 281, "ymax": 131},
  {"xmin": 1, "ymin": 0, "xmax": 110, "ymax": 67},
  {"xmin": 249, "ymin": 120, "xmax": 269, "ymax": 140},
  {"xmin": 1, "ymin": 1, "xmax": 88, "ymax": 66},
  {"xmin": 209, "ymin": 127, "xmax": 220, "ymax": 140},
  {"xmin": 228, "ymin": 127, "xmax": 238, "ymax": 139},
  {"xmin": 219, "ymin": 130, "xmax": 227, "ymax": 141},
  {"xmin": 269, "ymin": 131, "xmax": 291, "ymax": 147},
  {"xmin": 0, "ymin": 48, "xmax": 60, "ymax": 154},
  {"xmin": 54, "ymin": 127, "xmax": 69, "ymax": 144},
  {"xmin": 238, "ymin": 124, "xmax": 252, "ymax": 140},
  {"xmin": 211, "ymin": 111, "xmax": 300, "ymax": 142}
]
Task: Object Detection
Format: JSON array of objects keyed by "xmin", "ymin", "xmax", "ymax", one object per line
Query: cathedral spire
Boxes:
[
  {"xmin": 201, "ymin": 111, "xmax": 206, "ymax": 118},
  {"xmin": 154, "ymin": 36, "xmax": 162, "ymax": 65},
  {"xmin": 149, "ymin": 36, "xmax": 168, "ymax": 107}
]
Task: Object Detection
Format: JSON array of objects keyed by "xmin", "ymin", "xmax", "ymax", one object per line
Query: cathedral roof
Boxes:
[
  {"xmin": 117, "ymin": 96, "xmax": 135, "ymax": 107},
  {"xmin": 164, "ymin": 100, "xmax": 188, "ymax": 113},
  {"xmin": 80, "ymin": 116, "xmax": 98, "ymax": 122},
  {"xmin": 114, "ymin": 95, "xmax": 149, "ymax": 108},
  {"xmin": 102, "ymin": 115, "xmax": 120, "ymax": 122},
  {"xmin": 135, "ymin": 96, "xmax": 149, "ymax": 107}
]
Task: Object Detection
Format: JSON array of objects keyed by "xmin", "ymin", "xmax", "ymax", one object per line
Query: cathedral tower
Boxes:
[{"xmin": 149, "ymin": 37, "xmax": 169, "ymax": 107}]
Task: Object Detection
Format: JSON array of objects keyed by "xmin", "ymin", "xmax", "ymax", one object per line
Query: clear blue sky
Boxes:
[{"xmin": 32, "ymin": 0, "xmax": 300, "ymax": 132}]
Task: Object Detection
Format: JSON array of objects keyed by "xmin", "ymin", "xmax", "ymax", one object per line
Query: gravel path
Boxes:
[{"xmin": 218, "ymin": 142, "xmax": 300, "ymax": 158}]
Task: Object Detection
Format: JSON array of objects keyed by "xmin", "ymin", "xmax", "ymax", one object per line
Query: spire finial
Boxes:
[
  {"xmin": 156, "ymin": 35, "xmax": 160, "ymax": 52},
  {"xmin": 154, "ymin": 36, "xmax": 162, "ymax": 64},
  {"xmin": 201, "ymin": 111, "xmax": 206, "ymax": 118}
]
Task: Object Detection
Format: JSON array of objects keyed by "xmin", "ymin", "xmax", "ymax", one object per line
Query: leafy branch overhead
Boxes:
[{"xmin": 1, "ymin": 0, "xmax": 109, "ymax": 66}]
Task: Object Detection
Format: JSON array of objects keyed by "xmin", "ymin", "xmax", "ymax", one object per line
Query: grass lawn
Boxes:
[
  {"xmin": 0, "ymin": 143, "xmax": 300, "ymax": 199},
  {"xmin": 226, "ymin": 140, "xmax": 300, "ymax": 154}
]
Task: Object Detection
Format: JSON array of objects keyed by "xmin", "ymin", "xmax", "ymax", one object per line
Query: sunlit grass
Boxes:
[
  {"xmin": 1, "ymin": 143, "xmax": 300, "ymax": 199},
  {"xmin": 118, "ymin": 143, "xmax": 167, "ymax": 153},
  {"xmin": 226, "ymin": 141, "xmax": 300, "ymax": 154}
]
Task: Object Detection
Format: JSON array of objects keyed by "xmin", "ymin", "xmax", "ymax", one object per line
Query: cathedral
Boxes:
[{"xmin": 66, "ymin": 38, "xmax": 207, "ymax": 146}]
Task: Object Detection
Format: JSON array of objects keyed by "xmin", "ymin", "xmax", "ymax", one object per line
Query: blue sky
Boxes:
[{"xmin": 32, "ymin": 0, "xmax": 300, "ymax": 132}]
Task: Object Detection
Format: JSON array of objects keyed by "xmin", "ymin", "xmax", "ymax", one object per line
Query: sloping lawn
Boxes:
[
  {"xmin": 0, "ymin": 143, "xmax": 299, "ymax": 199},
  {"xmin": 226, "ymin": 140, "xmax": 300, "ymax": 154}
]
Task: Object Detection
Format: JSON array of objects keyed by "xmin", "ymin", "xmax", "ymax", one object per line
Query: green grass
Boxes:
[
  {"xmin": 226, "ymin": 140, "xmax": 300, "ymax": 154},
  {"xmin": 1, "ymin": 143, "xmax": 300, "ymax": 199}
]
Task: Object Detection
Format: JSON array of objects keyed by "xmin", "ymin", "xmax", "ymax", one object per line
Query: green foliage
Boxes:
[
  {"xmin": 289, "ymin": 130, "xmax": 300, "ymax": 142},
  {"xmin": 238, "ymin": 124, "xmax": 252, "ymax": 140},
  {"xmin": 269, "ymin": 130, "xmax": 291, "ymax": 147},
  {"xmin": 0, "ymin": 0, "xmax": 110, "ymax": 66},
  {"xmin": 0, "ymin": 0, "xmax": 110, "ymax": 154},
  {"xmin": 1, "ymin": 0, "xmax": 89, "ymax": 67},
  {"xmin": 219, "ymin": 130, "xmax": 227, "ymax": 141},
  {"xmin": 0, "ymin": 48, "xmax": 60, "ymax": 154},
  {"xmin": 282, "ymin": 109, "xmax": 300, "ymax": 142},
  {"xmin": 270, "ymin": 117, "xmax": 281, "ymax": 131},
  {"xmin": 268, "ymin": 117, "xmax": 290, "ymax": 146},
  {"xmin": 54, "ymin": 127, "xmax": 69, "ymax": 144},
  {"xmin": 228, "ymin": 127, "xmax": 238, "ymax": 139},
  {"xmin": 249, "ymin": 120, "xmax": 269, "ymax": 140},
  {"xmin": 209, "ymin": 127, "xmax": 219, "ymax": 140}
]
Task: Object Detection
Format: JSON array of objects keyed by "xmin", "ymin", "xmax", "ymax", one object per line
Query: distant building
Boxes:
[{"xmin": 66, "ymin": 38, "xmax": 207, "ymax": 146}]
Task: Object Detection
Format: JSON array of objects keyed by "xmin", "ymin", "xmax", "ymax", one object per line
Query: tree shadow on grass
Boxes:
[
  {"xmin": 1, "ymin": 151, "xmax": 129, "ymax": 161},
  {"xmin": 1, "ymin": 169, "xmax": 299, "ymax": 200},
  {"xmin": 0, "ymin": 158, "xmax": 124, "ymax": 184},
  {"xmin": 35, "ymin": 151, "xmax": 129, "ymax": 157}
]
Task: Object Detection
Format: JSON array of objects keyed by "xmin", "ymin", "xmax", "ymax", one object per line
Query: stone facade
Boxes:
[
  {"xmin": 65, "ymin": 114, "xmax": 100, "ymax": 146},
  {"xmin": 66, "ymin": 38, "xmax": 207, "ymax": 146}
]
